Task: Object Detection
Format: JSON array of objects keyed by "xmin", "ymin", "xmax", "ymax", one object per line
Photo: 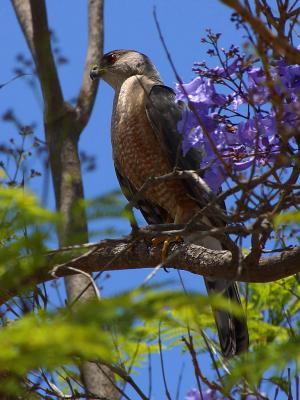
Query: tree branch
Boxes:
[
  {"xmin": 11, "ymin": 0, "xmax": 64, "ymax": 118},
  {"xmin": 29, "ymin": 0, "xmax": 64, "ymax": 118},
  {"xmin": 11, "ymin": 0, "xmax": 35, "ymax": 55},
  {"xmin": 76, "ymin": 0, "xmax": 104, "ymax": 131},
  {"xmin": 2, "ymin": 236, "xmax": 300, "ymax": 306},
  {"xmin": 220, "ymin": 0, "xmax": 300, "ymax": 64},
  {"xmin": 50, "ymin": 239, "xmax": 300, "ymax": 283}
]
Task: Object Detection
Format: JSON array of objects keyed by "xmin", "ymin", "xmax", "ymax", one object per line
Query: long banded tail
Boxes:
[{"xmin": 204, "ymin": 278, "xmax": 249, "ymax": 358}]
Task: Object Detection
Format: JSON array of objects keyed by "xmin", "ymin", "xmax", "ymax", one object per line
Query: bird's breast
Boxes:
[
  {"xmin": 111, "ymin": 78, "xmax": 165, "ymax": 185},
  {"xmin": 111, "ymin": 76, "xmax": 197, "ymax": 220}
]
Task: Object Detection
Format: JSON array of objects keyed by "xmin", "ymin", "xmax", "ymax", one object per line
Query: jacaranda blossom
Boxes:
[
  {"xmin": 185, "ymin": 388, "xmax": 264, "ymax": 400},
  {"xmin": 175, "ymin": 56, "xmax": 299, "ymax": 191}
]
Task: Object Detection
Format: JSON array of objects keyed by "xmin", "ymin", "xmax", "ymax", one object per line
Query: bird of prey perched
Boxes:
[{"xmin": 90, "ymin": 50, "xmax": 249, "ymax": 357}]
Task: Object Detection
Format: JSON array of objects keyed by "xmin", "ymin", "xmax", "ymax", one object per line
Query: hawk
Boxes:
[{"xmin": 90, "ymin": 50, "xmax": 249, "ymax": 357}]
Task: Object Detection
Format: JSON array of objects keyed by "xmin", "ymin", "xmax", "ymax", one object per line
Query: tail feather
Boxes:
[
  {"xmin": 204, "ymin": 278, "xmax": 249, "ymax": 358},
  {"xmin": 185, "ymin": 231, "xmax": 249, "ymax": 357}
]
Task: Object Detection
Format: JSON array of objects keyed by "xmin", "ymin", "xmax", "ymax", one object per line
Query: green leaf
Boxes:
[
  {"xmin": 0, "ymin": 287, "xmax": 243, "ymax": 378},
  {"xmin": 0, "ymin": 187, "xmax": 59, "ymax": 295},
  {"xmin": 274, "ymin": 210, "xmax": 300, "ymax": 226},
  {"xmin": 225, "ymin": 335, "xmax": 300, "ymax": 389}
]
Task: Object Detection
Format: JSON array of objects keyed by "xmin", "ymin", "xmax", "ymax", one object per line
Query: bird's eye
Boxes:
[{"xmin": 107, "ymin": 53, "xmax": 118, "ymax": 64}]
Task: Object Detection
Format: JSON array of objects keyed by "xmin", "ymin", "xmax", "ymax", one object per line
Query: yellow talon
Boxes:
[
  {"xmin": 151, "ymin": 237, "xmax": 165, "ymax": 247},
  {"xmin": 152, "ymin": 235, "xmax": 183, "ymax": 265}
]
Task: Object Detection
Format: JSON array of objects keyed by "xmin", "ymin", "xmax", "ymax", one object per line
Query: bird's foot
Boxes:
[{"xmin": 152, "ymin": 235, "xmax": 183, "ymax": 271}]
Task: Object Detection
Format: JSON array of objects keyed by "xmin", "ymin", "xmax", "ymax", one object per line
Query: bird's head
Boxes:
[{"xmin": 90, "ymin": 50, "xmax": 162, "ymax": 89}]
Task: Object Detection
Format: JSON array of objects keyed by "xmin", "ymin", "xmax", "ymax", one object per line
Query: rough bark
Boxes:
[
  {"xmin": 49, "ymin": 239, "xmax": 300, "ymax": 283},
  {"xmin": 11, "ymin": 1, "xmax": 119, "ymax": 398},
  {"xmin": 1, "ymin": 237, "xmax": 300, "ymax": 306}
]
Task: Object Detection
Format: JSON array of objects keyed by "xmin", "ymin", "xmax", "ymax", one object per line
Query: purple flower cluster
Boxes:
[
  {"xmin": 186, "ymin": 388, "xmax": 226, "ymax": 400},
  {"xmin": 175, "ymin": 46, "xmax": 300, "ymax": 192},
  {"xmin": 185, "ymin": 388, "xmax": 261, "ymax": 400}
]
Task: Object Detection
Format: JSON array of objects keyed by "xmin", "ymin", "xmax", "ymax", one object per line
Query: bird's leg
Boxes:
[
  {"xmin": 152, "ymin": 235, "xmax": 183, "ymax": 271},
  {"xmin": 152, "ymin": 205, "xmax": 192, "ymax": 269},
  {"xmin": 154, "ymin": 204, "xmax": 198, "ymax": 267},
  {"xmin": 161, "ymin": 236, "xmax": 183, "ymax": 264}
]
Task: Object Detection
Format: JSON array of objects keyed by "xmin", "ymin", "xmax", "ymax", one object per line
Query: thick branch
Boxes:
[
  {"xmin": 11, "ymin": 0, "xmax": 64, "ymax": 118},
  {"xmin": 76, "ymin": 0, "xmax": 104, "ymax": 131},
  {"xmin": 29, "ymin": 0, "xmax": 64, "ymax": 118},
  {"xmin": 51, "ymin": 240, "xmax": 300, "ymax": 283},
  {"xmin": 11, "ymin": 0, "xmax": 35, "ymax": 54},
  {"xmin": 2, "ymin": 238, "xmax": 300, "ymax": 306}
]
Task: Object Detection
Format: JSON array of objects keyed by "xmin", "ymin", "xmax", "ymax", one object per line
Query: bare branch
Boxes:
[
  {"xmin": 1, "ymin": 236, "xmax": 300, "ymax": 306},
  {"xmin": 182, "ymin": 335, "xmax": 225, "ymax": 395},
  {"xmin": 11, "ymin": 0, "xmax": 64, "ymax": 118},
  {"xmin": 50, "ymin": 239, "xmax": 300, "ymax": 283},
  {"xmin": 76, "ymin": 0, "xmax": 104, "ymax": 131},
  {"xmin": 11, "ymin": 0, "xmax": 35, "ymax": 56},
  {"xmin": 29, "ymin": 0, "xmax": 64, "ymax": 118},
  {"xmin": 220, "ymin": 0, "xmax": 300, "ymax": 63}
]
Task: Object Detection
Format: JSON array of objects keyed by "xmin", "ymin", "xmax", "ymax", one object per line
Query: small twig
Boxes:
[
  {"xmin": 158, "ymin": 321, "xmax": 172, "ymax": 400},
  {"xmin": 220, "ymin": 0, "xmax": 300, "ymax": 64},
  {"xmin": 98, "ymin": 361, "xmax": 150, "ymax": 400},
  {"xmin": 0, "ymin": 73, "xmax": 32, "ymax": 90},
  {"xmin": 64, "ymin": 266, "xmax": 101, "ymax": 300},
  {"xmin": 288, "ymin": 367, "xmax": 293, "ymax": 400},
  {"xmin": 175, "ymin": 362, "xmax": 185, "ymax": 400},
  {"xmin": 296, "ymin": 372, "xmax": 299, "ymax": 400},
  {"xmin": 141, "ymin": 263, "xmax": 164, "ymax": 286},
  {"xmin": 147, "ymin": 348, "xmax": 153, "ymax": 400},
  {"xmin": 153, "ymin": 7, "xmax": 240, "ymax": 184},
  {"xmin": 200, "ymin": 331, "xmax": 225, "ymax": 382},
  {"xmin": 182, "ymin": 335, "xmax": 228, "ymax": 396}
]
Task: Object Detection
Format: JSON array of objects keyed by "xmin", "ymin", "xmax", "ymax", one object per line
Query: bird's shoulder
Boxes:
[
  {"xmin": 112, "ymin": 76, "xmax": 150, "ymax": 118},
  {"xmin": 118, "ymin": 75, "xmax": 156, "ymax": 96}
]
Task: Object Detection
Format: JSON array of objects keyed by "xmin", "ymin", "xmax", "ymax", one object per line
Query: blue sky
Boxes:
[{"xmin": 0, "ymin": 1, "xmax": 261, "ymax": 398}]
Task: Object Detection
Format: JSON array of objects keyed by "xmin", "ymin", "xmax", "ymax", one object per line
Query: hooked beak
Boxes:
[{"xmin": 90, "ymin": 64, "xmax": 106, "ymax": 80}]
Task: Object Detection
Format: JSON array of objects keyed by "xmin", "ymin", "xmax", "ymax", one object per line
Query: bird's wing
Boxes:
[
  {"xmin": 145, "ymin": 84, "xmax": 225, "ymax": 225},
  {"xmin": 145, "ymin": 85, "xmax": 200, "ymax": 171},
  {"xmin": 114, "ymin": 164, "xmax": 168, "ymax": 225}
]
